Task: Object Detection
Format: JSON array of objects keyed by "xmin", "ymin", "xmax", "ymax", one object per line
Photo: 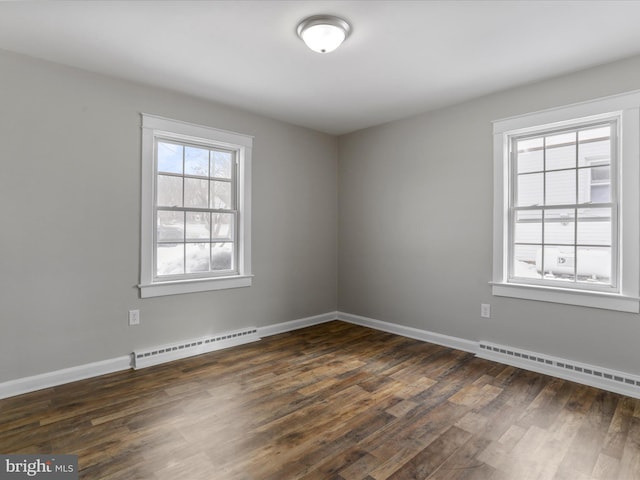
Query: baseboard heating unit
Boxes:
[
  {"xmin": 133, "ymin": 327, "xmax": 260, "ymax": 369},
  {"xmin": 477, "ymin": 341, "xmax": 640, "ymax": 399}
]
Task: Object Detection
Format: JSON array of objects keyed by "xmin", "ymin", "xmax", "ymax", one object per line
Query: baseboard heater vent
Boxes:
[
  {"xmin": 133, "ymin": 327, "xmax": 260, "ymax": 369},
  {"xmin": 477, "ymin": 341, "xmax": 640, "ymax": 398}
]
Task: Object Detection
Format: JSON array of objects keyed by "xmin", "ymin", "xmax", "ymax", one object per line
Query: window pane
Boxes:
[
  {"xmin": 545, "ymin": 170, "xmax": 575, "ymax": 205},
  {"xmin": 546, "ymin": 132, "xmax": 575, "ymax": 147},
  {"xmin": 578, "ymin": 139, "xmax": 610, "ymax": 167},
  {"xmin": 579, "ymin": 126, "xmax": 610, "ymax": 142},
  {"xmin": 513, "ymin": 245, "xmax": 541, "ymax": 279},
  {"xmin": 578, "ymin": 166, "xmax": 610, "ymax": 203},
  {"xmin": 157, "ymin": 243, "xmax": 184, "ymax": 276},
  {"xmin": 158, "ymin": 142, "xmax": 183, "ymax": 174},
  {"xmin": 542, "ymin": 246, "xmax": 575, "ymax": 282},
  {"xmin": 577, "ymin": 208, "xmax": 611, "ymax": 246},
  {"xmin": 157, "ymin": 211, "xmax": 184, "ymax": 242},
  {"xmin": 211, "ymin": 243, "xmax": 233, "ymax": 271},
  {"xmin": 516, "ymin": 138, "xmax": 543, "ymax": 174},
  {"xmin": 186, "ymin": 243, "xmax": 211, "ymax": 273},
  {"xmin": 517, "ymin": 150, "xmax": 544, "ymax": 174},
  {"xmin": 544, "ymin": 209, "xmax": 574, "ymax": 245},
  {"xmin": 184, "ymin": 178, "xmax": 209, "ymax": 208},
  {"xmin": 211, "ymin": 181, "xmax": 232, "ymax": 209},
  {"xmin": 517, "ymin": 173, "xmax": 543, "ymax": 206},
  {"xmin": 514, "ymin": 210, "xmax": 541, "ymax": 244},
  {"xmin": 577, "ymin": 247, "xmax": 611, "ymax": 283},
  {"xmin": 186, "ymin": 212, "xmax": 210, "ymax": 241},
  {"xmin": 212, "ymin": 213, "xmax": 234, "ymax": 240},
  {"xmin": 185, "ymin": 146, "xmax": 209, "ymax": 176},
  {"xmin": 157, "ymin": 175, "xmax": 183, "ymax": 207},
  {"xmin": 546, "ymin": 144, "xmax": 576, "ymax": 171},
  {"xmin": 518, "ymin": 137, "xmax": 543, "ymax": 151},
  {"xmin": 211, "ymin": 150, "xmax": 233, "ymax": 179}
]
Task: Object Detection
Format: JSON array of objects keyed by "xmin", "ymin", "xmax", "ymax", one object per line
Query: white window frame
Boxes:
[
  {"xmin": 507, "ymin": 118, "xmax": 619, "ymax": 293},
  {"xmin": 139, "ymin": 114, "xmax": 253, "ymax": 298},
  {"xmin": 492, "ymin": 91, "xmax": 640, "ymax": 313}
]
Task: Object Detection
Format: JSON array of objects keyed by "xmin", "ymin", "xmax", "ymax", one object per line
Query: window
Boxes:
[
  {"xmin": 139, "ymin": 114, "xmax": 252, "ymax": 298},
  {"xmin": 492, "ymin": 92, "xmax": 640, "ymax": 312},
  {"xmin": 510, "ymin": 121, "xmax": 616, "ymax": 289}
]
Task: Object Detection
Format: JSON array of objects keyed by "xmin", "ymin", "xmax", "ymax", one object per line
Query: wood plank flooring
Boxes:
[{"xmin": 1, "ymin": 321, "xmax": 640, "ymax": 479}]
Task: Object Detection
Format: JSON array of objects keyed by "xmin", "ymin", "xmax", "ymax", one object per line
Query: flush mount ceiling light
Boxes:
[{"xmin": 296, "ymin": 15, "xmax": 351, "ymax": 53}]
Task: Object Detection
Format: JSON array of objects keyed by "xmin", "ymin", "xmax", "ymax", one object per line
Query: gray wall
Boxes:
[
  {"xmin": 338, "ymin": 55, "xmax": 640, "ymax": 376},
  {"xmin": 0, "ymin": 50, "xmax": 338, "ymax": 382}
]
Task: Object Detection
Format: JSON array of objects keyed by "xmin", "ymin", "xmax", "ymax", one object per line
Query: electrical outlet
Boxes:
[
  {"xmin": 480, "ymin": 304, "xmax": 491, "ymax": 319},
  {"xmin": 128, "ymin": 309, "xmax": 140, "ymax": 326}
]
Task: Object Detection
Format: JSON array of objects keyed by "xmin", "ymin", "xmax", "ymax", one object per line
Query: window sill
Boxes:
[
  {"xmin": 139, "ymin": 275, "xmax": 253, "ymax": 298},
  {"xmin": 490, "ymin": 281, "xmax": 639, "ymax": 313}
]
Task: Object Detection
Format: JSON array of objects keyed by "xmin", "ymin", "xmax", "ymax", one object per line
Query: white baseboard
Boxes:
[
  {"xmin": 477, "ymin": 341, "xmax": 640, "ymax": 400},
  {"xmin": 337, "ymin": 311, "xmax": 477, "ymax": 354},
  {"xmin": 0, "ymin": 312, "xmax": 340, "ymax": 400},
  {"xmin": 337, "ymin": 311, "xmax": 640, "ymax": 400},
  {"xmin": 133, "ymin": 327, "xmax": 260, "ymax": 369},
  {"xmin": 2, "ymin": 310, "xmax": 638, "ymax": 401},
  {"xmin": 0, "ymin": 355, "xmax": 131, "ymax": 400},
  {"xmin": 257, "ymin": 311, "xmax": 339, "ymax": 337}
]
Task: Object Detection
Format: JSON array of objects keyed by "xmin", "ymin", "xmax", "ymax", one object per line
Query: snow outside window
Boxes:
[
  {"xmin": 139, "ymin": 114, "xmax": 253, "ymax": 298},
  {"xmin": 492, "ymin": 92, "xmax": 640, "ymax": 312}
]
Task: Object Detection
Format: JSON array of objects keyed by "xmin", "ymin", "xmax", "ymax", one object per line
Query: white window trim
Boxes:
[
  {"xmin": 139, "ymin": 114, "xmax": 253, "ymax": 298},
  {"xmin": 492, "ymin": 91, "xmax": 640, "ymax": 313},
  {"xmin": 506, "ymin": 117, "xmax": 619, "ymax": 294}
]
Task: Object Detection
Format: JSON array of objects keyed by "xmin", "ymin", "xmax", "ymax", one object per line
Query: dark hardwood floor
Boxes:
[{"xmin": 1, "ymin": 321, "xmax": 639, "ymax": 479}]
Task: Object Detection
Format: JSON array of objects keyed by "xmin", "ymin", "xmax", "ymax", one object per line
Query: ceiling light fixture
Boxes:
[{"xmin": 296, "ymin": 15, "xmax": 351, "ymax": 54}]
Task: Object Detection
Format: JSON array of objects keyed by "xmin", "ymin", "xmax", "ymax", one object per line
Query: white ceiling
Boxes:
[{"xmin": 2, "ymin": 1, "xmax": 640, "ymax": 135}]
